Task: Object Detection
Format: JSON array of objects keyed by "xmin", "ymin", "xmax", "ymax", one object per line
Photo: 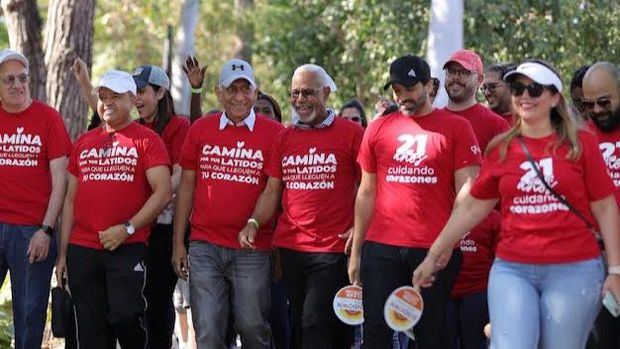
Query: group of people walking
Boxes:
[{"xmin": 0, "ymin": 44, "xmax": 619, "ymax": 349}]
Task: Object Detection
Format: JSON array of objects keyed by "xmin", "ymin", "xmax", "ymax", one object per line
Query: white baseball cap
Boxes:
[
  {"xmin": 218, "ymin": 59, "xmax": 256, "ymax": 89},
  {"xmin": 94, "ymin": 70, "xmax": 137, "ymax": 95},
  {"xmin": 0, "ymin": 49, "xmax": 29, "ymax": 70},
  {"xmin": 504, "ymin": 61, "xmax": 563, "ymax": 92}
]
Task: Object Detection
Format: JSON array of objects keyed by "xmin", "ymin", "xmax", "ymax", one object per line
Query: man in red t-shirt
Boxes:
[
  {"xmin": 173, "ymin": 59, "xmax": 283, "ymax": 348},
  {"xmin": 348, "ymin": 55, "xmax": 481, "ymax": 349},
  {"xmin": 56, "ymin": 70, "xmax": 172, "ymax": 348},
  {"xmin": 583, "ymin": 61, "xmax": 620, "ymax": 349},
  {"xmin": 442, "ymin": 49, "xmax": 511, "ymax": 152},
  {"xmin": 483, "ymin": 63, "xmax": 517, "ymax": 125},
  {"xmin": 238, "ymin": 64, "xmax": 361, "ymax": 348},
  {"xmin": 0, "ymin": 49, "xmax": 72, "ymax": 349}
]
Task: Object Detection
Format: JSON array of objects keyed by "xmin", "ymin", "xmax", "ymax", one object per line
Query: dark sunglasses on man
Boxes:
[{"xmin": 581, "ymin": 98, "xmax": 612, "ymax": 111}]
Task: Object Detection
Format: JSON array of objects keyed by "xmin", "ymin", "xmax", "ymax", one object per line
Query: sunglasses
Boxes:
[
  {"xmin": 509, "ymin": 82, "xmax": 546, "ymax": 98},
  {"xmin": 1, "ymin": 73, "xmax": 29, "ymax": 86},
  {"xmin": 581, "ymin": 98, "xmax": 612, "ymax": 111},
  {"xmin": 480, "ymin": 82, "xmax": 504, "ymax": 94}
]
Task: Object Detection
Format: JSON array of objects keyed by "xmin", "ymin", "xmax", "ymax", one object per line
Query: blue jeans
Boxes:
[
  {"xmin": 488, "ymin": 257, "xmax": 604, "ymax": 349},
  {"xmin": 0, "ymin": 223, "xmax": 56, "ymax": 349},
  {"xmin": 188, "ymin": 241, "xmax": 272, "ymax": 349}
]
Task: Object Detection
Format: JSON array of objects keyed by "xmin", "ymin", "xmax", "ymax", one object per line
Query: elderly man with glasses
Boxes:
[{"xmin": 0, "ymin": 48, "xmax": 72, "ymax": 349}]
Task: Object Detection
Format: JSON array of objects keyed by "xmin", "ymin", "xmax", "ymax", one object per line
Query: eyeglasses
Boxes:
[
  {"xmin": 445, "ymin": 68, "xmax": 475, "ymax": 78},
  {"xmin": 291, "ymin": 88, "xmax": 322, "ymax": 99},
  {"xmin": 508, "ymin": 82, "xmax": 546, "ymax": 98},
  {"xmin": 1, "ymin": 73, "xmax": 29, "ymax": 86},
  {"xmin": 480, "ymin": 82, "xmax": 504, "ymax": 94},
  {"xmin": 581, "ymin": 98, "xmax": 612, "ymax": 111}
]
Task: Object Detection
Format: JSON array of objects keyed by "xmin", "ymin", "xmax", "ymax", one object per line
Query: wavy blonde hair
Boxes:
[{"xmin": 487, "ymin": 59, "xmax": 583, "ymax": 161}]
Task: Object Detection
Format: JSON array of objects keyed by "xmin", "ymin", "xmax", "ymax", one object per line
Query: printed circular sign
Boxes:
[
  {"xmin": 383, "ymin": 286, "xmax": 424, "ymax": 331},
  {"xmin": 333, "ymin": 285, "xmax": 364, "ymax": 325}
]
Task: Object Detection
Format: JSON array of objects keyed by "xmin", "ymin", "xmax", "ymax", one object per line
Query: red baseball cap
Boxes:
[{"xmin": 443, "ymin": 49, "xmax": 483, "ymax": 74}]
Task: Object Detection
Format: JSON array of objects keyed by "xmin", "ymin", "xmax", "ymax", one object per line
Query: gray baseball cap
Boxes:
[
  {"xmin": 132, "ymin": 65, "xmax": 170, "ymax": 90},
  {"xmin": 0, "ymin": 49, "xmax": 29, "ymax": 70},
  {"xmin": 218, "ymin": 59, "xmax": 256, "ymax": 89}
]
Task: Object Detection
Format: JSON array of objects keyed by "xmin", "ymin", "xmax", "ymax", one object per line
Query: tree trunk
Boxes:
[
  {"xmin": 171, "ymin": 0, "xmax": 199, "ymax": 117},
  {"xmin": 233, "ymin": 0, "xmax": 254, "ymax": 63},
  {"xmin": 0, "ymin": 0, "xmax": 47, "ymax": 101},
  {"xmin": 43, "ymin": 0, "xmax": 95, "ymax": 140}
]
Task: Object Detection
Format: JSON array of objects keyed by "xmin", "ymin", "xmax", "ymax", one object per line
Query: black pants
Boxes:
[
  {"xmin": 67, "ymin": 243, "xmax": 148, "ymax": 349},
  {"xmin": 446, "ymin": 291, "xmax": 488, "ymax": 349},
  {"xmin": 144, "ymin": 223, "xmax": 178, "ymax": 349},
  {"xmin": 594, "ymin": 307, "xmax": 620, "ymax": 349},
  {"xmin": 280, "ymin": 248, "xmax": 353, "ymax": 349},
  {"xmin": 361, "ymin": 241, "xmax": 461, "ymax": 349}
]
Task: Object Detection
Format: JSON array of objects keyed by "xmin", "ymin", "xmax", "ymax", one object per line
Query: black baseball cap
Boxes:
[{"xmin": 383, "ymin": 55, "xmax": 431, "ymax": 91}]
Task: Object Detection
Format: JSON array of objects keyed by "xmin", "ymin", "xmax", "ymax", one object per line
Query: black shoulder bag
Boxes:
[
  {"xmin": 51, "ymin": 277, "xmax": 74, "ymax": 338},
  {"xmin": 517, "ymin": 137, "xmax": 598, "ymax": 234}
]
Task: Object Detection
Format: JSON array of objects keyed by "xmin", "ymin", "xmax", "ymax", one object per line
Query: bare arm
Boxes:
[
  {"xmin": 55, "ymin": 174, "xmax": 77, "ymax": 283},
  {"xmin": 27, "ymin": 156, "xmax": 68, "ymax": 263},
  {"xmin": 171, "ymin": 164, "xmax": 182, "ymax": 192},
  {"xmin": 348, "ymin": 170, "xmax": 377, "ymax": 285},
  {"xmin": 98, "ymin": 165, "xmax": 172, "ymax": 250},
  {"xmin": 72, "ymin": 57, "xmax": 98, "ymax": 111},
  {"xmin": 238, "ymin": 177, "xmax": 283, "ymax": 249},
  {"xmin": 172, "ymin": 169, "xmax": 196, "ymax": 279},
  {"xmin": 182, "ymin": 56, "xmax": 206, "ymax": 122},
  {"xmin": 591, "ymin": 195, "xmax": 620, "ymax": 299}
]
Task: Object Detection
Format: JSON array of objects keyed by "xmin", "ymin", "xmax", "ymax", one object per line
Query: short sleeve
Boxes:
[
  {"xmin": 470, "ymin": 149, "xmax": 500, "ymax": 200},
  {"xmin": 169, "ymin": 117, "xmax": 190, "ymax": 165},
  {"xmin": 453, "ymin": 119, "xmax": 482, "ymax": 170},
  {"xmin": 265, "ymin": 129, "xmax": 285, "ymax": 179},
  {"xmin": 580, "ymin": 131, "xmax": 615, "ymax": 201},
  {"xmin": 143, "ymin": 133, "xmax": 171, "ymax": 170},
  {"xmin": 179, "ymin": 124, "xmax": 200, "ymax": 171},
  {"xmin": 47, "ymin": 112, "xmax": 72, "ymax": 160},
  {"xmin": 357, "ymin": 121, "xmax": 377, "ymax": 173}
]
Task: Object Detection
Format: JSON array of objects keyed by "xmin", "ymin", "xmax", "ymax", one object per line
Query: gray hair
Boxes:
[{"xmin": 293, "ymin": 64, "xmax": 338, "ymax": 92}]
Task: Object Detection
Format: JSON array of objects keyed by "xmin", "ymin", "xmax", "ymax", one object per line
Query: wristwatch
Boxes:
[
  {"xmin": 40, "ymin": 225, "xmax": 54, "ymax": 236},
  {"xmin": 123, "ymin": 222, "xmax": 136, "ymax": 235},
  {"xmin": 609, "ymin": 266, "xmax": 620, "ymax": 276}
]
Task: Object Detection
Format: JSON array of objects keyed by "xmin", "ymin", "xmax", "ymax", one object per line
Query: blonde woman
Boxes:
[{"xmin": 413, "ymin": 60, "xmax": 620, "ymax": 349}]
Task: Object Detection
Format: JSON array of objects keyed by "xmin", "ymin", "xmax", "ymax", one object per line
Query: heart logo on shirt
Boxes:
[
  {"xmin": 309, "ymin": 147, "xmax": 316, "ymax": 154},
  {"xmin": 112, "ymin": 141, "xmax": 120, "ymax": 147},
  {"xmin": 16, "ymin": 127, "xmax": 24, "ymax": 134},
  {"xmin": 237, "ymin": 141, "xmax": 245, "ymax": 148}
]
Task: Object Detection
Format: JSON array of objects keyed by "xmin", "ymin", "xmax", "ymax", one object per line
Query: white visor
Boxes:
[{"xmin": 504, "ymin": 62, "xmax": 563, "ymax": 92}]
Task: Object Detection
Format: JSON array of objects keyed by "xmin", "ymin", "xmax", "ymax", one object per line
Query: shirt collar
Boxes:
[
  {"xmin": 293, "ymin": 108, "xmax": 336, "ymax": 130},
  {"xmin": 219, "ymin": 109, "xmax": 256, "ymax": 131}
]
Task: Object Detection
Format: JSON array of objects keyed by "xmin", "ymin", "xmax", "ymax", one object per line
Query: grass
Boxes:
[{"xmin": 0, "ymin": 279, "xmax": 13, "ymax": 346}]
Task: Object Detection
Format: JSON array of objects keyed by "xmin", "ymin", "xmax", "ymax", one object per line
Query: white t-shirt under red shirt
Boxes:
[
  {"xmin": 470, "ymin": 130, "xmax": 614, "ymax": 263},
  {"xmin": 265, "ymin": 117, "xmax": 363, "ymax": 253},
  {"xmin": 0, "ymin": 100, "xmax": 72, "ymax": 225},
  {"xmin": 68, "ymin": 122, "xmax": 170, "ymax": 249},
  {"xmin": 179, "ymin": 113, "xmax": 284, "ymax": 250},
  {"xmin": 357, "ymin": 109, "xmax": 482, "ymax": 248}
]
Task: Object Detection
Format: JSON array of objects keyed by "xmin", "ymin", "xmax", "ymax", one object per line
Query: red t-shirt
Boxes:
[
  {"xmin": 0, "ymin": 100, "xmax": 72, "ymax": 225},
  {"xmin": 68, "ymin": 122, "xmax": 170, "ymax": 249},
  {"xmin": 470, "ymin": 130, "xmax": 614, "ymax": 263},
  {"xmin": 142, "ymin": 115, "xmax": 190, "ymax": 164},
  {"xmin": 444, "ymin": 103, "xmax": 510, "ymax": 153},
  {"xmin": 357, "ymin": 109, "xmax": 481, "ymax": 248},
  {"xmin": 451, "ymin": 210, "xmax": 500, "ymax": 299},
  {"xmin": 590, "ymin": 123, "xmax": 620, "ymax": 205},
  {"xmin": 179, "ymin": 113, "xmax": 284, "ymax": 250},
  {"xmin": 265, "ymin": 118, "xmax": 363, "ymax": 253}
]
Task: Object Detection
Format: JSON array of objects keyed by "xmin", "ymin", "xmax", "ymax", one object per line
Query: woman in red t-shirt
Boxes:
[{"xmin": 413, "ymin": 60, "xmax": 620, "ymax": 349}]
